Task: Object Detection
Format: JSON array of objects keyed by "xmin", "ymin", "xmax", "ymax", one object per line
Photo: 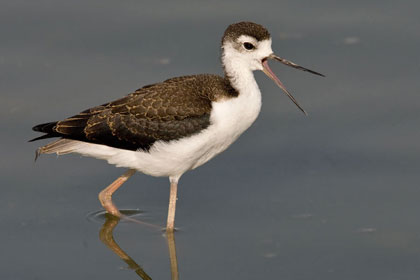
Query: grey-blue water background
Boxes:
[{"xmin": 2, "ymin": 0, "xmax": 420, "ymax": 279}]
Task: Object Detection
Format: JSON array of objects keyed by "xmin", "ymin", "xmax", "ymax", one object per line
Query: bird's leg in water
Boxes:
[
  {"xmin": 98, "ymin": 169, "xmax": 136, "ymax": 216},
  {"xmin": 166, "ymin": 177, "xmax": 179, "ymax": 231}
]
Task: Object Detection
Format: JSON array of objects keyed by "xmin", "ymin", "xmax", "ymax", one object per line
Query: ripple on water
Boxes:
[{"xmin": 86, "ymin": 209, "xmax": 144, "ymax": 224}]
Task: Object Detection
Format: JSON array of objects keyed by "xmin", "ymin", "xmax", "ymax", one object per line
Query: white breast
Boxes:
[{"xmin": 120, "ymin": 78, "xmax": 262, "ymax": 178}]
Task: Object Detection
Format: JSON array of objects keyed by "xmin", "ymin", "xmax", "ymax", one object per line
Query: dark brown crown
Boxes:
[{"xmin": 222, "ymin": 22, "xmax": 271, "ymax": 43}]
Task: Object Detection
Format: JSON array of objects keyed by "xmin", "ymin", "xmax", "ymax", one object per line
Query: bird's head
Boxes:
[{"xmin": 221, "ymin": 22, "xmax": 324, "ymax": 115}]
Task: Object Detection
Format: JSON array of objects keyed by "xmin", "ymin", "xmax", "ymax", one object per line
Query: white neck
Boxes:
[
  {"xmin": 222, "ymin": 52, "xmax": 260, "ymax": 98},
  {"xmin": 218, "ymin": 44, "xmax": 262, "ymax": 133},
  {"xmin": 221, "ymin": 37, "xmax": 273, "ymax": 97}
]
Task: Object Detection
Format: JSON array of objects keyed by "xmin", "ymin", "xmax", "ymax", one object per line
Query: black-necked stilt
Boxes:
[{"xmin": 30, "ymin": 22, "xmax": 324, "ymax": 231}]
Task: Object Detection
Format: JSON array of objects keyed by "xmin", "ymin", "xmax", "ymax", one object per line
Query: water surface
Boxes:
[{"xmin": 2, "ymin": 0, "xmax": 420, "ymax": 279}]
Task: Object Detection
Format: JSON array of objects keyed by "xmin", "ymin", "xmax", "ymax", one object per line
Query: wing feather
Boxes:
[{"xmin": 31, "ymin": 74, "xmax": 236, "ymax": 151}]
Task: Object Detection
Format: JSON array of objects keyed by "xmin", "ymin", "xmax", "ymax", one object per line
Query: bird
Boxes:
[{"xmin": 30, "ymin": 22, "xmax": 324, "ymax": 232}]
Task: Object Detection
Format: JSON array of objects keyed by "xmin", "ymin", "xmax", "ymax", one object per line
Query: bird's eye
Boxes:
[{"xmin": 243, "ymin": 42, "xmax": 255, "ymax": 50}]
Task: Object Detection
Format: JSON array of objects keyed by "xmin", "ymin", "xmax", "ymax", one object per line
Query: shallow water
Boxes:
[{"xmin": 2, "ymin": 0, "xmax": 420, "ymax": 279}]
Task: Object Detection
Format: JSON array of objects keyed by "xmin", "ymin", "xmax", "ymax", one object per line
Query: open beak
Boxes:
[{"xmin": 262, "ymin": 54, "xmax": 324, "ymax": 116}]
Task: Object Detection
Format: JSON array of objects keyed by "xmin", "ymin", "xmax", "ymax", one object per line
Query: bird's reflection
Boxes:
[
  {"xmin": 99, "ymin": 214, "xmax": 179, "ymax": 279},
  {"xmin": 166, "ymin": 230, "xmax": 179, "ymax": 280}
]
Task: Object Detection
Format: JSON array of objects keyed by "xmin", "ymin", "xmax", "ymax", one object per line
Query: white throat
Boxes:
[
  {"xmin": 221, "ymin": 38, "xmax": 273, "ymax": 95},
  {"xmin": 222, "ymin": 48, "xmax": 258, "ymax": 94}
]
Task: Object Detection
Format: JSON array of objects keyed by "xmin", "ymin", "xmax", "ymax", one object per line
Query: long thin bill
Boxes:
[
  {"xmin": 262, "ymin": 59, "xmax": 308, "ymax": 116},
  {"xmin": 270, "ymin": 54, "xmax": 325, "ymax": 77}
]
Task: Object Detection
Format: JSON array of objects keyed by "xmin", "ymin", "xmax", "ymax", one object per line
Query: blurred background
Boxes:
[{"xmin": 1, "ymin": 0, "xmax": 420, "ymax": 279}]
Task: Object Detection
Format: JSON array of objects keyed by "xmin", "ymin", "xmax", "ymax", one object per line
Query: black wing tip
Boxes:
[
  {"xmin": 30, "ymin": 121, "xmax": 59, "ymax": 142},
  {"xmin": 28, "ymin": 134, "xmax": 56, "ymax": 142},
  {"xmin": 32, "ymin": 121, "xmax": 57, "ymax": 132}
]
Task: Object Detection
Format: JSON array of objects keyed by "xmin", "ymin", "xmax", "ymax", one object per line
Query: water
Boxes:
[{"xmin": 2, "ymin": 0, "xmax": 420, "ymax": 279}]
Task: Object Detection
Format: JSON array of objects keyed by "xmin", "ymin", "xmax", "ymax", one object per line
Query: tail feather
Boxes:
[
  {"xmin": 35, "ymin": 139, "xmax": 84, "ymax": 161},
  {"xmin": 37, "ymin": 139, "xmax": 82, "ymax": 156},
  {"xmin": 34, "ymin": 138, "xmax": 119, "ymax": 163}
]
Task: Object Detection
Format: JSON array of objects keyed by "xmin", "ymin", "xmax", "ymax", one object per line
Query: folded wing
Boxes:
[{"xmin": 30, "ymin": 75, "xmax": 231, "ymax": 151}]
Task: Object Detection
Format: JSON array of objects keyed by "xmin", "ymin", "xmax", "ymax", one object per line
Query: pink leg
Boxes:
[
  {"xmin": 166, "ymin": 177, "xmax": 179, "ymax": 232},
  {"xmin": 98, "ymin": 169, "xmax": 136, "ymax": 217}
]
